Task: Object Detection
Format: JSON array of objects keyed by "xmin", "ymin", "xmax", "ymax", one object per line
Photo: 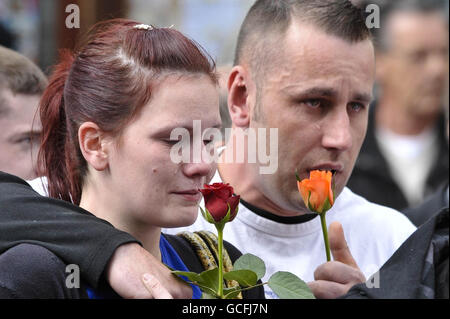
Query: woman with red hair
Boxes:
[{"xmin": 0, "ymin": 19, "xmax": 263, "ymax": 299}]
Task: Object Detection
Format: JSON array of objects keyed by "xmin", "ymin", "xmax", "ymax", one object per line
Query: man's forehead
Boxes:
[
  {"xmin": 269, "ymin": 21, "xmax": 374, "ymax": 80},
  {"xmin": 0, "ymin": 89, "xmax": 41, "ymax": 133},
  {"xmin": 0, "ymin": 88, "xmax": 11, "ymax": 117}
]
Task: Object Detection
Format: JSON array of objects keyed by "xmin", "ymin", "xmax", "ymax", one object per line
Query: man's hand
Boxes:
[
  {"xmin": 141, "ymin": 274, "xmax": 173, "ymax": 299},
  {"xmin": 308, "ymin": 222, "xmax": 366, "ymax": 299},
  {"xmin": 106, "ymin": 243, "xmax": 192, "ymax": 299}
]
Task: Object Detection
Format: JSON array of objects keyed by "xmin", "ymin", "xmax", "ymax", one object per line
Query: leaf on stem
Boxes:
[
  {"xmin": 223, "ymin": 269, "xmax": 258, "ymax": 287},
  {"xmin": 233, "ymin": 253, "xmax": 266, "ymax": 280},
  {"xmin": 268, "ymin": 271, "xmax": 315, "ymax": 299}
]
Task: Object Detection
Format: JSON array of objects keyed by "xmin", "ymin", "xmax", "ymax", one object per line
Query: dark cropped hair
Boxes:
[
  {"xmin": 234, "ymin": 0, "xmax": 371, "ymax": 83},
  {"xmin": 38, "ymin": 19, "xmax": 218, "ymax": 205}
]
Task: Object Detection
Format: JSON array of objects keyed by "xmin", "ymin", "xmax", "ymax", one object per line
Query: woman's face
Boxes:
[{"xmin": 105, "ymin": 74, "xmax": 220, "ymax": 228}]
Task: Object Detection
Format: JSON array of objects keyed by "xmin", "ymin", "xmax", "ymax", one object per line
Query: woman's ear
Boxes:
[
  {"xmin": 78, "ymin": 122, "xmax": 109, "ymax": 171},
  {"xmin": 227, "ymin": 65, "xmax": 252, "ymax": 128}
]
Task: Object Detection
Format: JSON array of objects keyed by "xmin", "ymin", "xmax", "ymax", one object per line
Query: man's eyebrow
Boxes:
[
  {"xmin": 286, "ymin": 87, "xmax": 373, "ymax": 103},
  {"xmin": 285, "ymin": 87, "xmax": 339, "ymax": 98},
  {"xmin": 353, "ymin": 92, "xmax": 373, "ymax": 103}
]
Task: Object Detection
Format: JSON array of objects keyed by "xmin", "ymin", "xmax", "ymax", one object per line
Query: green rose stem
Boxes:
[
  {"xmin": 216, "ymin": 223, "xmax": 225, "ymax": 299},
  {"xmin": 320, "ymin": 213, "xmax": 331, "ymax": 262}
]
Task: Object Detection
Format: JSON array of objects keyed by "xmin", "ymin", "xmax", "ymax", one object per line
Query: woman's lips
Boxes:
[{"xmin": 172, "ymin": 190, "xmax": 202, "ymax": 202}]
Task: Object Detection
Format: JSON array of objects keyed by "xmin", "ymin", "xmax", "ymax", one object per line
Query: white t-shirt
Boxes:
[{"xmin": 165, "ymin": 171, "xmax": 417, "ymax": 298}]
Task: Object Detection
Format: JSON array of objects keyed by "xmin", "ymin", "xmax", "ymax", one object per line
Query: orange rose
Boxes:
[{"xmin": 297, "ymin": 170, "xmax": 334, "ymax": 214}]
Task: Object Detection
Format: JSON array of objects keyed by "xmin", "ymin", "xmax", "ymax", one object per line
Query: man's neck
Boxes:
[
  {"xmin": 217, "ymin": 153, "xmax": 308, "ymax": 217},
  {"xmin": 376, "ymin": 99, "xmax": 437, "ymax": 135}
]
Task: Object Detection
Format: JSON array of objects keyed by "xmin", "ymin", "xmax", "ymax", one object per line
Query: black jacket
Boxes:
[
  {"xmin": 403, "ymin": 184, "xmax": 449, "ymax": 227},
  {"xmin": 0, "ymin": 171, "xmax": 264, "ymax": 299},
  {"xmin": 342, "ymin": 207, "xmax": 449, "ymax": 299},
  {"xmin": 347, "ymin": 106, "xmax": 449, "ymax": 211}
]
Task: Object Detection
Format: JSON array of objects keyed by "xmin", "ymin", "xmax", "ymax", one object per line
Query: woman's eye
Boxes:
[
  {"xmin": 163, "ymin": 139, "xmax": 180, "ymax": 145},
  {"xmin": 18, "ymin": 137, "xmax": 32, "ymax": 144},
  {"xmin": 203, "ymin": 139, "xmax": 214, "ymax": 146}
]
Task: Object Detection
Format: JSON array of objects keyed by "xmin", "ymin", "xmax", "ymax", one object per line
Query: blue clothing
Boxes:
[{"xmin": 87, "ymin": 234, "xmax": 202, "ymax": 299}]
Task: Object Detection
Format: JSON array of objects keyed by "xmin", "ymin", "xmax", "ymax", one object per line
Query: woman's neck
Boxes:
[{"xmin": 79, "ymin": 181, "xmax": 162, "ymax": 261}]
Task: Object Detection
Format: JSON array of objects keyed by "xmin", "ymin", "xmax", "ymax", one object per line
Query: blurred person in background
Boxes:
[
  {"xmin": 0, "ymin": 45, "xmax": 47, "ymax": 180},
  {"xmin": 348, "ymin": 0, "xmax": 449, "ymax": 212}
]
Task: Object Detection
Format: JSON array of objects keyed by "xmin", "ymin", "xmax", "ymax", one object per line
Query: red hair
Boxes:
[{"xmin": 38, "ymin": 19, "xmax": 217, "ymax": 205}]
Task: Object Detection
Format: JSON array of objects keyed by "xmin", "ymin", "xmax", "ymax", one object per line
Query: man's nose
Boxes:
[{"xmin": 321, "ymin": 108, "xmax": 353, "ymax": 151}]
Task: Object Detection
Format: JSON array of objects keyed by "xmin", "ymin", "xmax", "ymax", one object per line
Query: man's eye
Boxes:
[
  {"xmin": 349, "ymin": 102, "xmax": 364, "ymax": 112},
  {"xmin": 302, "ymin": 99, "xmax": 321, "ymax": 108}
]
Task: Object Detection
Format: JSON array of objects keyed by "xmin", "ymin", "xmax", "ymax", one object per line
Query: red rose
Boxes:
[{"xmin": 199, "ymin": 183, "xmax": 240, "ymax": 223}]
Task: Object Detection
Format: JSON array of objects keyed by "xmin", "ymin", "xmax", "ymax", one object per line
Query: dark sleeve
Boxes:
[
  {"xmin": 0, "ymin": 243, "xmax": 89, "ymax": 298},
  {"xmin": 341, "ymin": 208, "xmax": 449, "ymax": 299},
  {"xmin": 0, "ymin": 172, "xmax": 140, "ymax": 288}
]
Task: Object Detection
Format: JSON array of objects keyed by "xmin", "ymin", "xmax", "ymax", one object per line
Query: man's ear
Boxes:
[
  {"xmin": 78, "ymin": 122, "xmax": 109, "ymax": 171},
  {"xmin": 227, "ymin": 65, "xmax": 252, "ymax": 128}
]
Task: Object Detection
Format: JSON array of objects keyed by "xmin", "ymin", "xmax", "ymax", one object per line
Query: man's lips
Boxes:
[
  {"xmin": 308, "ymin": 164, "xmax": 343, "ymax": 175},
  {"xmin": 297, "ymin": 163, "xmax": 344, "ymax": 180}
]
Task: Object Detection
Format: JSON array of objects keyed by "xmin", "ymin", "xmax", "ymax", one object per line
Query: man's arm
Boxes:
[
  {"xmin": 0, "ymin": 172, "xmax": 192, "ymax": 298},
  {"xmin": 0, "ymin": 171, "xmax": 138, "ymax": 288}
]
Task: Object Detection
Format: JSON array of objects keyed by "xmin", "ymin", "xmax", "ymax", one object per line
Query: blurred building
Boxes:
[{"xmin": 0, "ymin": 0, "xmax": 252, "ymax": 74}]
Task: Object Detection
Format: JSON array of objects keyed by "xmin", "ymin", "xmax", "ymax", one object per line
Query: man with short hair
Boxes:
[
  {"xmin": 0, "ymin": 1, "xmax": 416, "ymax": 299},
  {"xmin": 167, "ymin": 0, "xmax": 416, "ymax": 298},
  {"xmin": 0, "ymin": 45, "xmax": 47, "ymax": 180}
]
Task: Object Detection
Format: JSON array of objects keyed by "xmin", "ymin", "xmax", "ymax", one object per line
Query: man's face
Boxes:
[
  {"xmin": 249, "ymin": 22, "xmax": 375, "ymax": 215},
  {"xmin": 379, "ymin": 12, "xmax": 449, "ymax": 117},
  {"xmin": 0, "ymin": 89, "xmax": 41, "ymax": 180}
]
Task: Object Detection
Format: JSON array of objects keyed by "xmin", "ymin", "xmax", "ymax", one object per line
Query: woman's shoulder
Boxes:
[{"xmin": 0, "ymin": 243, "xmax": 87, "ymax": 298}]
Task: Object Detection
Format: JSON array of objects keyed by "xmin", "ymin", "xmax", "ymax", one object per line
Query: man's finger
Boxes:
[
  {"xmin": 314, "ymin": 261, "xmax": 366, "ymax": 284},
  {"xmin": 328, "ymin": 221, "xmax": 358, "ymax": 269},
  {"xmin": 307, "ymin": 280, "xmax": 349, "ymax": 299},
  {"xmin": 142, "ymin": 273, "xmax": 173, "ymax": 299}
]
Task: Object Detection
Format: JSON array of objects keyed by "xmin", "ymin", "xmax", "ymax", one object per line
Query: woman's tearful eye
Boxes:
[
  {"xmin": 163, "ymin": 138, "xmax": 181, "ymax": 145},
  {"xmin": 203, "ymin": 139, "xmax": 214, "ymax": 146}
]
